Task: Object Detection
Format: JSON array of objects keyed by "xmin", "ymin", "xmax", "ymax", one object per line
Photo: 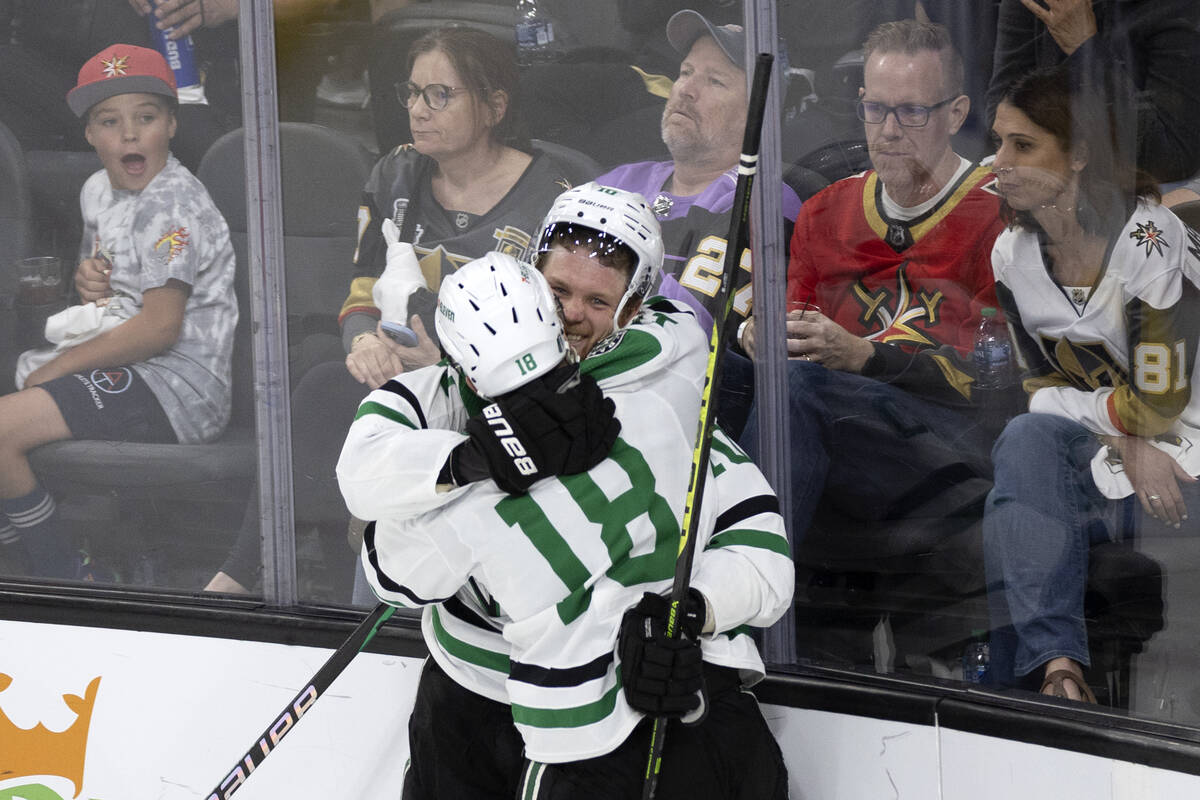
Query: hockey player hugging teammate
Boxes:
[{"xmin": 337, "ymin": 184, "xmax": 794, "ymax": 799}]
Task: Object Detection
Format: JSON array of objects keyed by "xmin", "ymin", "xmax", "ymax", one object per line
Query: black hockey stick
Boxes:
[
  {"xmin": 641, "ymin": 51, "xmax": 774, "ymax": 800},
  {"xmin": 203, "ymin": 602, "xmax": 395, "ymax": 799}
]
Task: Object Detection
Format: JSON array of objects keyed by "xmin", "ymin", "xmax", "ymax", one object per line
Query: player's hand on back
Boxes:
[{"xmin": 453, "ymin": 363, "xmax": 621, "ymax": 495}]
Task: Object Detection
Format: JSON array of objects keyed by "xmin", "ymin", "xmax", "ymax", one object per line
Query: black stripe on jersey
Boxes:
[
  {"xmin": 362, "ymin": 521, "xmax": 451, "ymax": 606},
  {"xmin": 443, "ymin": 592, "xmax": 504, "ymax": 633},
  {"xmin": 379, "ymin": 379, "xmax": 429, "ymax": 428},
  {"xmin": 644, "ymin": 296, "xmax": 690, "ymax": 315},
  {"xmin": 713, "ymin": 494, "xmax": 780, "ymax": 534},
  {"xmin": 509, "ymin": 651, "xmax": 614, "ymax": 688}
]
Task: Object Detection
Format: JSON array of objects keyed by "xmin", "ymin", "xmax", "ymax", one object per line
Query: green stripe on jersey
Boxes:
[
  {"xmin": 493, "ymin": 440, "xmax": 679, "ymax": 626},
  {"xmin": 355, "ymin": 400, "xmax": 417, "ymax": 428},
  {"xmin": 710, "ymin": 430, "xmax": 751, "ymax": 464},
  {"xmin": 582, "ymin": 328, "xmax": 664, "ymax": 382},
  {"xmin": 707, "ymin": 528, "xmax": 791, "ymax": 558},
  {"xmin": 496, "ymin": 493, "xmax": 593, "ymax": 625},
  {"xmin": 522, "ymin": 761, "xmax": 544, "ymax": 800},
  {"xmin": 430, "ymin": 605, "xmax": 510, "ymax": 673},
  {"xmin": 511, "ymin": 668, "xmax": 623, "ymax": 729}
]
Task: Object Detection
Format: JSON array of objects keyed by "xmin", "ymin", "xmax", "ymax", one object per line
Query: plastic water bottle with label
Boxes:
[{"xmin": 516, "ymin": 0, "xmax": 556, "ymax": 66}]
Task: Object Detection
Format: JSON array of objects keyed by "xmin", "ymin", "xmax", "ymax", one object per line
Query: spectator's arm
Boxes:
[
  {"xmin": 986, "ymin": 0, "xmax": 1039, "ymax": 126},
  {"xmin": 1063, "ymin": 5, "xmax": 1200, "ymax": 183},
  {"xmin": 130, "ymin": 0, "xmax": 335, "ymax": 38},
  {"xmin": 340, "ymin": 182, "xmax": 394, "ymax": 350},
  {"xmin": 23, "ymin": 281, "xmax": 188, "ymax": 387}
]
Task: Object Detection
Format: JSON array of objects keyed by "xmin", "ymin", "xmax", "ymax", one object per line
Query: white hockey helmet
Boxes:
[
  {"xmin": 534, "ymin": 182, "xmax": 664, "ymax": 330},
  {"xmin": 436, "ymin": 252, "xmax": 569, "ymax": 398}
]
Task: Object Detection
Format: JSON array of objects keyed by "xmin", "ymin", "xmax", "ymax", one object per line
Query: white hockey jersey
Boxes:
[
  {"xmin": 993, "ymin": 201, "xmax": 1200, "ymax": 496},
  {"xmin": 337, "ymin": 298, "xmax": 794, "ymax": 763}
]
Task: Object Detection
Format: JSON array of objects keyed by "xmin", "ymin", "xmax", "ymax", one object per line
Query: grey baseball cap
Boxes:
[{"xmin": 666, "ymin": 9, "xmax": 746, "ymax": 69}]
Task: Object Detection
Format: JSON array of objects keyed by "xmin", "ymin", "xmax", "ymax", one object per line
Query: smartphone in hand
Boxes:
[{"xmin": 380, "ymin": 320, "xmax": 418, "ymax": 347}]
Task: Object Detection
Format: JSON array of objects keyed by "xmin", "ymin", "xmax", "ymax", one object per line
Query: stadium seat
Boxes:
[
  {"xmin": 530, "ymin": 138, "xmax": 603, "ymax": 183},
  {"xmin": 24, "ymin": 150, "xmax": 102, "ymax": 269},
  {"xmin": 1170, "ymin": 199, "xmax": 1200, "ymax": 231},
  {"xmin": 0, "ymin": 119, "xmax": 35, "ymax": 394},
  {"xmin": 196, "ymin": 122, "xmax": 375, "ymax": 382},
  {"xmin": 0, "ymin": 119, "xmax": 34, "ymax": 297},
  {"xmin": 783, "ymin": 162, "xmax": 830, "ymax": 202},
  {"xmin": 367, "ymin": 2, "xmax": 519, "ymax": 154}
]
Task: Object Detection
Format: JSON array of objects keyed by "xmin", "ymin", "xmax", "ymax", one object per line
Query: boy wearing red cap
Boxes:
[{"xmin": 0, "ymin": 44, "xmax": 237, "ymax": 580}]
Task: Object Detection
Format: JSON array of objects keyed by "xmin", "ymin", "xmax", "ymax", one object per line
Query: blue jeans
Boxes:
[
  {"xmin": 740, "ymin": 361, "xmax": 992, "ymax": 547},
  {"xmin": 983, "ymin": 413, "xmax": 1134, "ymax": 685}
]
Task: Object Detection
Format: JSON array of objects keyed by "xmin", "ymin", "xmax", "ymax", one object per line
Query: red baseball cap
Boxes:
[{"xmin": 67, "ymin": 44, "xmax": 177, "ymax": 118}]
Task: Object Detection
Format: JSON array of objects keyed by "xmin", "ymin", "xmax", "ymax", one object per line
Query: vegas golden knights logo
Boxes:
[{"xmin": 850, "ymin": 263, "xmax": 944, "ymax": 349}]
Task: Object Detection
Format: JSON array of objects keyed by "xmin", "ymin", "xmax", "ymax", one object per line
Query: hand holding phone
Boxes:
[{"xmin": 380, "ymin": 320, "xmax": 418, "ymax": 347}]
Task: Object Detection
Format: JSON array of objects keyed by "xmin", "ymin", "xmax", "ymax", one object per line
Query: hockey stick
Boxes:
[
  {"xmin": 641, "ymin": 51, "xmax": 774, "ymax": 800},
  {"xmin": 203, "ymin": 602, "xmax": 396, "ymax": 799}
]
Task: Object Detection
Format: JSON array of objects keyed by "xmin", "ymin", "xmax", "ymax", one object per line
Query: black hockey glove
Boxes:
[
  {"xmin": 618, "ymin": 589, "xmax": 708, "ymax": 723},
  {"xmin": 451, "ymin": 364, "xmax": 620, "ymax": 495}
]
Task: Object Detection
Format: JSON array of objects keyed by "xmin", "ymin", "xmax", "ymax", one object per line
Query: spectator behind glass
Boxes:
[
  {"xmin": 595, "ymin": 9, "xmax": 803, "ymax": 437},
  {"xmin": 738, "ymin": 20, "xmax": 1005, "ymax": 573},
  {"xmin": 0, "ymin": 0, "xmax": 227, "ymax": 168},
  {"xmin": 985, "ymin": 64, "xmax": 1198, "ymax": 703},
  {"xmin": 598, "ymin": 9, "xmax": 803, "ymax": 334},
  {"xmin": 0, "ymin": 44, "xmax": 237, "ymax": 581},
  {"xmin": 205, "ymin": 26, "xmax": 596, "ymax": 595},
  {"xmin": 125, "ymin": 0, "xmax": 338, "ymax": 125},
  {"xmin": 985, "ymin": 0, "xmax": 1200, "ymax": 186}
]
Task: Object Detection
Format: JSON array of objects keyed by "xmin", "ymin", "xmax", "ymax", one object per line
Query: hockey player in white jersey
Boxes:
[{"xmin": 337, "ymin": 183, "xmax": 793, "ymax": 798}]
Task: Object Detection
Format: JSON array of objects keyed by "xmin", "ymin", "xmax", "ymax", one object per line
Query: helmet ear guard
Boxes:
[
  {"xmin": 435, "ymin": 252, "xmax": 568, "ymax": 399},
  {"xmin": 533, "ymin": 182, "xmax": 664, "ymax": 331}
]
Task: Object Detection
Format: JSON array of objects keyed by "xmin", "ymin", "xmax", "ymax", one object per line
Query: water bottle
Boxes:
[
  {"xmin": 962, "ymin": 632, "xmax": 990, "ymax": 683},
  {"xmin": 973, "ymin": 307, "xmax": 1012, "ymax": 390},
  {"xmin": 515, "ymin": 0, "xmax": 556, "ymax": 66},
  {"xmin": 973, "ymin": 306, "xmax": 1016, "ymax": 432},
  {"xmin": 148, "ymin": 0, "xmax": 208, "ymax": 105}
]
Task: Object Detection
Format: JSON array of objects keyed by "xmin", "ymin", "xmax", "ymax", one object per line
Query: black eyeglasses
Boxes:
[
  {"xmin": 856, "ymin": 96, "xmax": 957, "ymax": 128},
  {"xmin": 397, "ymin": 82, "xmax": 470, "ymax": 111}
]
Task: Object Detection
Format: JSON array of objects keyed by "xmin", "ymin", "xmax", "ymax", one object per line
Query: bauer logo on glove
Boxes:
[
  {"xmin": 437, "ymin": 253, "xmax": 621, "ymax": 494},
  {"xmin": 482, "ymin": 403, "xmax": 538, "ymax": 477}
]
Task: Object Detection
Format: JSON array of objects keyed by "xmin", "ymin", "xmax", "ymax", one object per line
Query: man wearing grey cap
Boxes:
[{"xmin": 599, "ymin": 9, "xmax": 803, "ymax": 338}]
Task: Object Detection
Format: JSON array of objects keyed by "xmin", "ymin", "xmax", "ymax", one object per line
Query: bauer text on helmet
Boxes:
[{"xmin": 533, "ymin": 182, "xmax": 664, "ymax": 332}]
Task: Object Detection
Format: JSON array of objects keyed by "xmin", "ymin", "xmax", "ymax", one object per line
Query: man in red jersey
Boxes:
[{"xmin": 738, "ymin": 20, "xmax": 1007, "ymax": 564}]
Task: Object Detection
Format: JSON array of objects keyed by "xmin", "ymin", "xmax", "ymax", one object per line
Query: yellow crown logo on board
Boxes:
[{"xmin": 0, "ymin": 673, "xmax": 100, "ymax": 799}]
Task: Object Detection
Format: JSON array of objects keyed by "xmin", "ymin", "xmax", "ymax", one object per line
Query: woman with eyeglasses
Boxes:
[
  {"xmin": 984, "ymin": 64, "xmax": 1200, "ymax": 703},
  {"xmin": 341, "ymin": 26, "xmax": 595, "ymax": 384},
  {"xmin": 203, "ymin": 27, "xmax": 593, "ymax": 596}
]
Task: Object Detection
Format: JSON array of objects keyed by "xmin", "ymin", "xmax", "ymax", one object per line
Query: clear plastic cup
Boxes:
[
  {"xmin": 15, "ymin": 256, "xmax": 63, "ymax": 306},
  {"xmin": 787, "ymin": 299, "xmax": 821, "ymax": 320}
]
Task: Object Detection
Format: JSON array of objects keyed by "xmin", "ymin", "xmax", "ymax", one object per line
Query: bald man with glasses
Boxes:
[{"xmin": 738, "ymin": 20, "xmax": 1009, "ymax": 592}]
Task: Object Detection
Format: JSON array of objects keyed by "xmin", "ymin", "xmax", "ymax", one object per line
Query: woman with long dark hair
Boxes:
[{"xmin": 984, "ymin": 64, "xmax": 1200, "ymax": 702}]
